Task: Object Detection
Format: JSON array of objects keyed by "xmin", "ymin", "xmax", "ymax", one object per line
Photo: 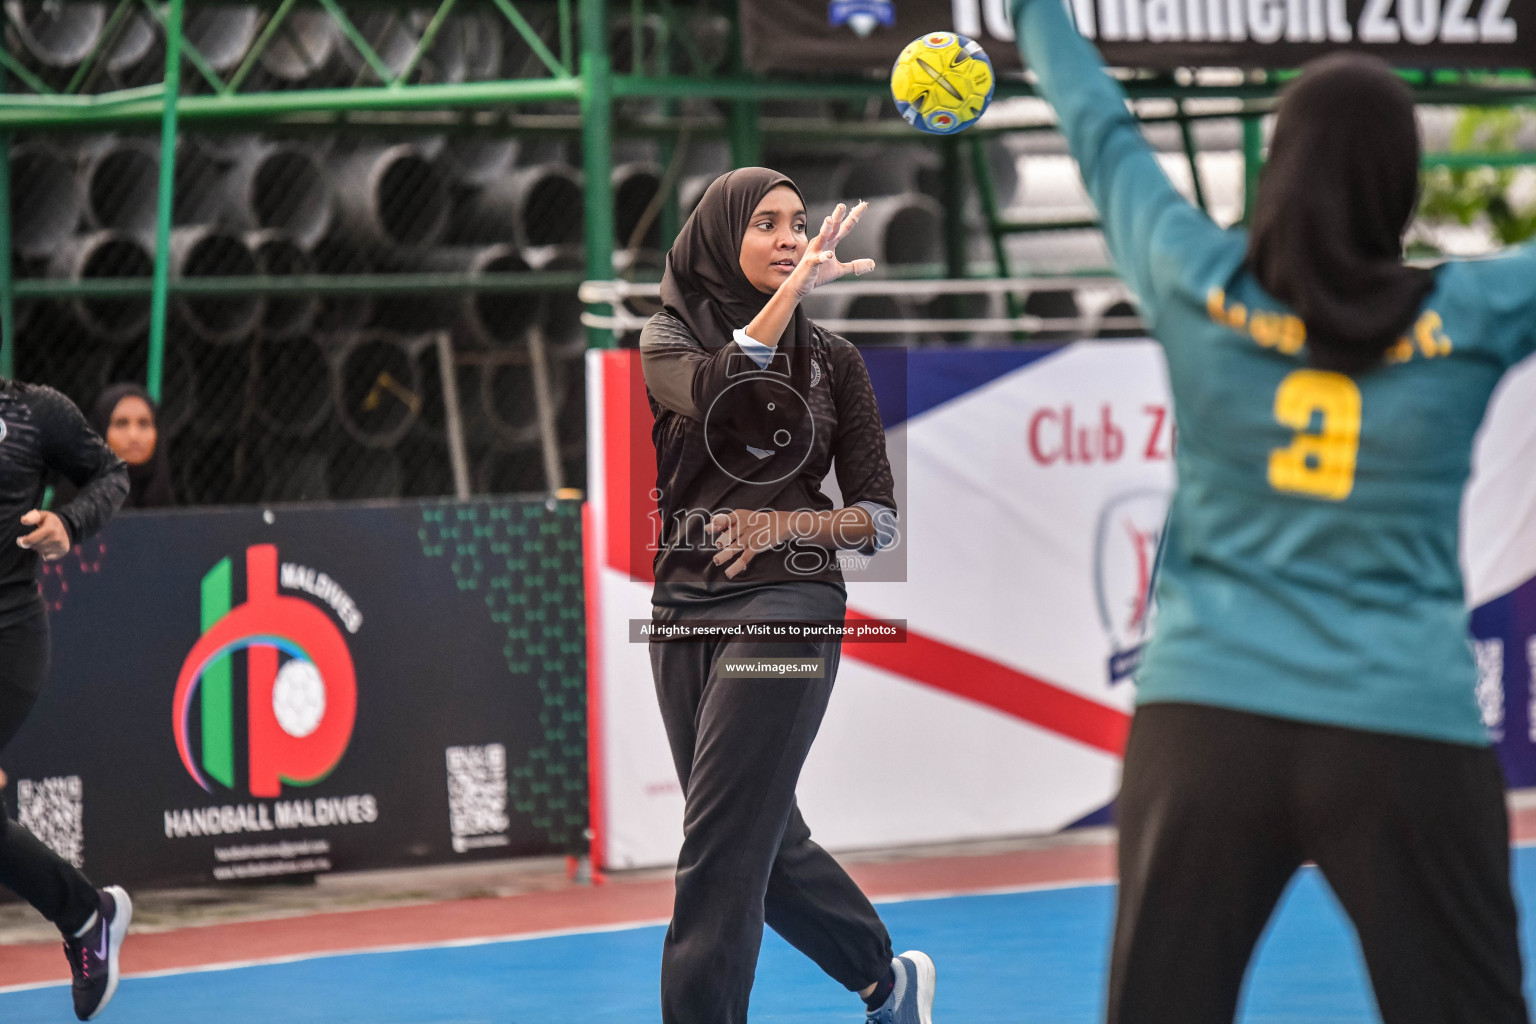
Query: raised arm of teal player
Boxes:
[
  {"xmin": 1461, "ymin": 242, "xmax": 1536, "ymax": 368},
  {"xmin": 1010, "ymin": 0, "xmax": 1226, "ymax": 327}
]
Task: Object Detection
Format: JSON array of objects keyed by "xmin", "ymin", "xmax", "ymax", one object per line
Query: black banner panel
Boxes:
[
  {"xmin": 1, "ymin": 498, "xmax": 587, "ymax": 889},
  {"xmin": 743, "ymin": 0, "xmax": 1536, "ymax": 73}
]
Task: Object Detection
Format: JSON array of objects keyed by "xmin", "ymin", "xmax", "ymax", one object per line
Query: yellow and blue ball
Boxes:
[{"xmin": 891, "ymin": 31, "xmax": 995, "ymax": 136}]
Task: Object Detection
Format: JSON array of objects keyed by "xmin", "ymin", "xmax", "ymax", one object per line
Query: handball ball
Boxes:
[{"xmin": 891, "ymin": 31, "xmax": 995, "ymax": 136}]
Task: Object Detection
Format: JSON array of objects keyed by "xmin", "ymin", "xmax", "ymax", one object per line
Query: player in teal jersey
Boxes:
[{"xmin": 1011, "ymin": 0, "xmax": 1536, "ymax": 1020}]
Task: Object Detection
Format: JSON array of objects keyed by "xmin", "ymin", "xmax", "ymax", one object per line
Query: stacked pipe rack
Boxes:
[{"xmin": 4, "ymin": 0, "xmax": 1535, "ymax": 505}]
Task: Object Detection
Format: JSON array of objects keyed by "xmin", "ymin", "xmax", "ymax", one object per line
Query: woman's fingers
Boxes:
[
  {"xmin": 818, "ymin": 204, "xmax": 846, "ymax": 256},
  {"xmin": 705, "ymin": 512, "xmax": 735, "ymax": 544},
  {"xmin": 814, "ymin": 258, "xmax": 875, "ymax": 288},
  {"xmin": 723, "ymin": 543, "xmax": 762, "ymax": 578},
  {"xmin": 833, "ymin": 201, "xmax": 868, "ymax": 246},
  {"xmin": 712, "ymin": 530, "xmax": 748, "ymax": 566},
  {"xmin": 709, "ymin": 534, "xmax": 740, "ymax": 564}
]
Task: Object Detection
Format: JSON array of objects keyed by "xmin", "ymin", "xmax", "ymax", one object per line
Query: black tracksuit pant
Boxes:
[
  {"xmin": 1111, "ymin": 702, "xmax": 1529, "ymax": 1024},
  {"xmin": 649, "ymin": 581, "xmax": 892, "ymax": 1024},
  {"xmin": 0, "ymin": 610, "xmax": 100, "ymax": 935}
]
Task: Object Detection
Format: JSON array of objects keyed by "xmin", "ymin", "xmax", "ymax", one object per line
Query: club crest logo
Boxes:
[{"xmin": 1094, "ymin": 489, "xmax": 1170, "ymax": 684}]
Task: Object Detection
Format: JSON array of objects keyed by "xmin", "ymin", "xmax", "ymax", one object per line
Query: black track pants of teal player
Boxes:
[{"xmin": 1111, "ymin": 703, "xmax": 1528, "ymax": 1024}]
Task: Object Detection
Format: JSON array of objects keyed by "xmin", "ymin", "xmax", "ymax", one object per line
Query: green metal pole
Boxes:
[
  {"xmin": 1241, "ymin": 75, "xmax": 1266, "ymax": 228},
  {"xmin": 580, "ymin": 0, "xmax": 615, "ymax": 349},
  {"xmin": 726, "ymin": 8, "xmax": 760, "ymax": 167},
  {"xmin": 1241, "ymin": 113, "xmax": 1262, "ymax": 227},
  {"xmin": 0, "ymin": 77, "xmax": 584, "ymax": 129},
  {"xmin": 559, "ymin": 0, "xmax": 574, "ymax": 73},
  {"xmin": 0, "ymin": 64, "xmax": 12, "ymax": 380},
  {"xmin": 969, "ymin": 135, "xmax": 1020, "ymax": 320},
  {"xmin": 728, "ymin": 100, "xmax": 761, "ymax": 168},
  {"xmin": 657, "ymin": 144, "xmax": 681, "ymax": 247},
  {"xmin": 147, "ymin": 0, "xmax": 186, "ymax": 402},
  {"xmin": 1176, "ymin": 101, "xmax": 1209, "ymax": 215},
  {"xmin": 656, "ymin": 2, "xmax": 681, "ymax": 248},
  {"xmin": 939, "ymin": 137, "xmax": 967, "ymax": 280},
  {"xmin": 14, "ymin": 270, "xmax": 587, "ymax": 299}
]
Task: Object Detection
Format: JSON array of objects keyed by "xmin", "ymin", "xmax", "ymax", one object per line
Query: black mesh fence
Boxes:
[
  {"xmin": 11, "ymin": 122, "xmax": 592, "ymax": 507},
  {"xmin": 3, "ymin": 0, "xmax": 610, "ymax": 507},
  {"xmin": 3, "ymin": 0, "xmax": 1088, "ymax": 509}
]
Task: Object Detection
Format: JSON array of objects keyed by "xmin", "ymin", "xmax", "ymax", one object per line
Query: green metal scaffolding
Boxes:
[{"xmin": 4, "ymin": 0, "xmax": 1536, "ymax": 402}]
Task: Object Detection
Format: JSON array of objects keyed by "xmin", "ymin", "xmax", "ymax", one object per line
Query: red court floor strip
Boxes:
[
  {"xmin": 5, "ymin": 806, "xmax": 1534, "ymax": 988},
  {"xmin": 0, "ymin": 838, "xmax": 1116, "ymax": 987}
]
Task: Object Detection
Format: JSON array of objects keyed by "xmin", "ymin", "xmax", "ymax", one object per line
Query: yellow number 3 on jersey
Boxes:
[{"xmin": 1267, "ymin": 369, "xmax": 1362, "ymax": 501}]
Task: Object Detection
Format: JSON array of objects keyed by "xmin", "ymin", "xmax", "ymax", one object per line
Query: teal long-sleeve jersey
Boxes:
[{"xmin": 1012, "ymin": 0, "xmax": 1536, "ymax": 745}]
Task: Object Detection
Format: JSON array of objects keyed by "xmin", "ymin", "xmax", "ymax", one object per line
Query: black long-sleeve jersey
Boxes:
[
  {"xmin": 640, "ymin": 310, "xmax": 896, "ymax": 609},
  {"xmin": 0, "ymin": 382, "xmax": 128, "ymax": 625}
]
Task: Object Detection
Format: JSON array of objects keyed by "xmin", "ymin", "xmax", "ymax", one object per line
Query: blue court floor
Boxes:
[{"xmin": 7, "ymin": 847, "xmax": 1536, "ymax": 1023}]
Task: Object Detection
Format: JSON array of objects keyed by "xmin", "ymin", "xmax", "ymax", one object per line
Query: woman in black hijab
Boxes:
[
  {"xmin": 89, "ymin": 383, "xmax": 174, "ymax": 509},
  {"xmin": 640, "ymin": 168, "xmax": 935, "ymax": 1024}
]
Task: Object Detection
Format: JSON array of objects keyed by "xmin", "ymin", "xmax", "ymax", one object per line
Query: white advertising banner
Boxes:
[{"xmin": 586, "ymin": 343, "xmax": 1536, "ymax": 870}]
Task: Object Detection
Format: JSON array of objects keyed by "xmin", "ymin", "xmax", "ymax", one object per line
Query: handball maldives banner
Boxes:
[
  {"xmin": 744, "ymin": 0, "xmax": 1536, "ymax": 72},
  {"xmin": 587, "ymin": 342, "xmax": 1536, "ymax": 871},
  {"xmin": 0, "ymin": 498, "xmax": 588, "ymax": 889}
]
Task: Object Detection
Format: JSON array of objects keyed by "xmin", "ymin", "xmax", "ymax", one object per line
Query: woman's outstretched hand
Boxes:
[{"xmin": 787, "ymin": 202, "xmax": 876, "ymax": 300}]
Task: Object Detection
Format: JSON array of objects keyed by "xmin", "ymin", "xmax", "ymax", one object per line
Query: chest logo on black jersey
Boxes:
[
  {"xmin": 0, "ymin": 417, "xmax": 8, "ymax": 444},
  {"xmin": 810, "ymin": 359, "xmax": 822, "ymax": 387}
]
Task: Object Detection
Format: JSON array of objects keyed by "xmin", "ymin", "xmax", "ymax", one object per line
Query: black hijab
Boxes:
[
  {"xmin": 91, "ymin": 383, "xmax": 175, "ymax": 509},
  {"xmin": 1247, "ymin": 53, "xmax": 1435, "ymax": 376},
  {"xmin": 660, "ymin": 167, "xmax": 814, "ymax": 352}
]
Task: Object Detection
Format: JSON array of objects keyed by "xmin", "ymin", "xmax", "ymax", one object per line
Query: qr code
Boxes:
[
  {"xmin": 446, "ymin": 744, "xmax": 510, "ymax": 852},
  {"xmin": 17, "ymin": 776, "xmax": 84, "ymax": 869}
]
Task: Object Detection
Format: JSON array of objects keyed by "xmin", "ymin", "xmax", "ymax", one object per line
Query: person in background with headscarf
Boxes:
[
  {"xmin": 640, "ymin": 169, "xmax": 934, "ymax": 1024},
  {"xmin": 90, "ymin": 384, "xmax": 174, "ymax": 509},
  {"xmin": 1010, "ymin": 0, "xmax": 1536, "ymax": 1019}
]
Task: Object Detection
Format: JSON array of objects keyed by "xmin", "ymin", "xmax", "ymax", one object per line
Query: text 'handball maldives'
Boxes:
[{"xmin": 891, "ymin": 31, "xmax": 996, "ymax": 135}]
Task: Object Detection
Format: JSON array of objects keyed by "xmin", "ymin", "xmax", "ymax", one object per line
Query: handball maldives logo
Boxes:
[{"xmin": 173, "ymin": 544, "xmax": 358, "ymax": 798}]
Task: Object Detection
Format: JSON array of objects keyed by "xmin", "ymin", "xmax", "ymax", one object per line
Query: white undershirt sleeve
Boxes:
[{"xmin": 732, "ymin": 327, "xmax": 775, "ymax": 369}]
